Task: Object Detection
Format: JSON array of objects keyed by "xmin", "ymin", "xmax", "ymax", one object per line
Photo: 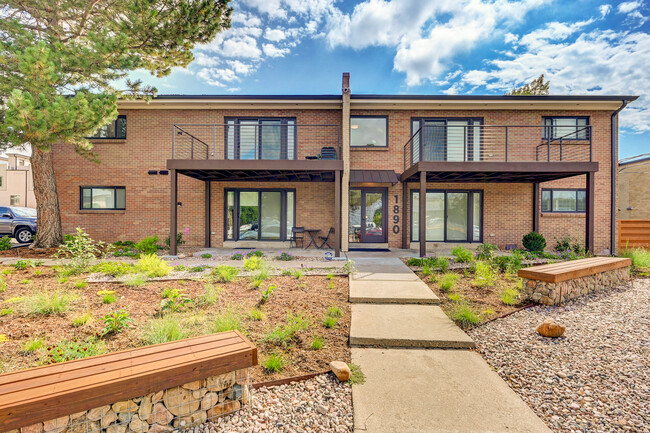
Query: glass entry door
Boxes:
[{"xmin": 349, "ymin": 188, "xmax": 387, "ymax": 243}]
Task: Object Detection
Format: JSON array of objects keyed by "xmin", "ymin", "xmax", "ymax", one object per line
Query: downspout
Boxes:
[{"xmin": 611, "ymin": 100, "xmax": 629, "ymax": 255}]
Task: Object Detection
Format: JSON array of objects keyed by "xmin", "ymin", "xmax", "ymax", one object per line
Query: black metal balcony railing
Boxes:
[
  {"xmin": 403, "ymin": 125, "xmax": 593, "ymax": 171},
  {"xmin": 172, "ymin": 124, "xmax": 341, "ymax": 161}
]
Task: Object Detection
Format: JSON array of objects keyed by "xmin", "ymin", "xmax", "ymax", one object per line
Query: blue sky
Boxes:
[{"xmin": 129, "ymin": 0, "xmax": 650, "ymax": 160}]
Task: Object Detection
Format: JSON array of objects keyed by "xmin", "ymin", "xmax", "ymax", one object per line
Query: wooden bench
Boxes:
[
  {"xmin": 519, "ymin": 257, "xmax": 631, "ymax": 305},
  {"xmin": 0, "ymin": 331, "xmax": 257, "ymax": 433}
]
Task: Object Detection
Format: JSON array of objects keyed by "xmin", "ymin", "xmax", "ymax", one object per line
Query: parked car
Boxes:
[{"xmin": 0, "ymin": 206, "xmax": 37, "ymax": 244}]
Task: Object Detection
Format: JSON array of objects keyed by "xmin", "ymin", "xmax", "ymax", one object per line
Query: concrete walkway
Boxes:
[{"xmin": 348, "ymin": 252, "xmax": 551, "ymax": 433}]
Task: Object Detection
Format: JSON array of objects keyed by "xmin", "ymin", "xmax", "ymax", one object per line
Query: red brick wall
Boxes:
[{"xmin": 52, "ymin": 107, "xmax": 614, "ymax": 253}]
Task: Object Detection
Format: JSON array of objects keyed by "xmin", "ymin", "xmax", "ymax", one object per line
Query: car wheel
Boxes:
[{"xmin": 15, "ymin": 228, "xmax": 33, "ymax": 244}]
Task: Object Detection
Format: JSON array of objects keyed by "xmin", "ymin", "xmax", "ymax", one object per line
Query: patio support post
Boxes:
[
  {"xmin": 533, "ymin": 182, "xmax": 540, "ymax": 233},
  {"xmin": 586, "ymin": 171, "xmax": 595, "ymax": 253},
  {"xmin": 402, "ymin": 181, "xmax": 408, "ymax": 249},
  {"xmin": 419, "ymin": 171, "xmax": 427, "ymax": 258},
  {"xmin": 170, "ymin": 169, "xmax": 178, "ymax": 256},
  {"xmin": 204, "ymin": 181, "xmax": 211, "ymax": 248},
  {"xmin": 335, "ymin": 169, "xmax": 341, "ymax": 257}
]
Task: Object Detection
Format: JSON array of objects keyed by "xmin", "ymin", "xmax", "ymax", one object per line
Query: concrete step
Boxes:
[
  {"xmin": 350, "ymin": 279, "xmax": 440, "ymax": 304},
  {"xmin": 350, "ymin": 304, "xmax": 475, "ymax": 349}
]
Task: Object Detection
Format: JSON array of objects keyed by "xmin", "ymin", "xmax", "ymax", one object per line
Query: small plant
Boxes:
[
  {"xmin": 290, "ymin": 268, "xmax": 303, "ymax": 279},
  {"xmin": 477, "ymin": 243, "xmax": 498, "ymax": 260},
  {"xmin": 1, "ymin": 268, "xmax": 11, "ymax": 275},
  {"xmin": 451, "ymin": 246, "xmax": 474, "ymax": 263},
  {"xmin": 143, "ymin": 315, "xmax": 190, "ymax": 344},
  {"xmin": 23, "ymin": 291, "xmax": 76, "ymax": 315},
  {"xmin": 4, "ymin": 296, "xmax": 23, "ymax": 304},
  {"xmin": 75, "ymin": 280, "xmax": 88, "ymax": 289},
  {"xmin": 347, "ymin": 363, "xmax": 366, "ymax": 385},
  {"xmin": 260, "ymin": 283, "xmax": 278, "ymax": 304},
  {"xmin": 439, "ymin": 272, "xmax": 460, "ymax": 292},
  {"xmin": 133, "ymin": 254, "xmax": 172, "ymax": 278},
  {"xmin": 91, "ymin": 261, "xmax": 133, "ymax": 277},
  {"xmin": 322, "ymin": 315, "xmax": 338, "ymax": 328},
  {"xmin": 136, "ymin": 235, "xmax": 161, "ymax": 255},
  {"xmin": 56, "ymin": 274, "xmax": 69, "ymax": 284},
  {"xmin": 620, "ymin": 247, "xmax": 650, "ymax": 269},
  {"xmin": 22, "ymin": 338, "xmax": 44, "ymax": 353},
  {"xmin": 522, "ymin": 231, "xmax": 546, "ymax": 252},
  {"xmin": 230, "ymin": 252, "xmax": 244, "ymax": 260},
  {"xmin": 472, "ymin": 261, "xmax": 497, "ymax": 288},
  {"xmin": 243, "ymin": 256, "xmax": 264, "ymax": 271},
  {"xmin": 71, "ymin": 313, "xmax": 93, "ymax": 327},
  {"xmin": 492, "ymin": 254, "xmax": 522, "ymax": 273},
  {"xmin": 195, "ymin": 284, "xmax": 223, "ymax": 307},
  {"xmin": 245, "ymin": 250, "xmax": 264, "ymax": 258},
  {"xmin": 33, "ymin": 269, "xmax": 43, "ymax": 276},
  {"xmin": 248, "ymin": 308, "xmax": 266, "ymax": 321},
  {"xmin": 250, "ymin": 265, "xmax": 270, "ymax": 288},
  {"xmin": 328, "ymin": 280, "xmax": 335, "ymax": 290},
  {"xmin": 97, "ymin": 290, "xmax": 117, "ymax": 304},
  {"xmin": 281, "ymin": 268, "xmax": 293, "ymax": 276},
  {"xmin": 499, "ymin": 287, "xmax": 520, "ymax": 306},
  {"xmin": 450, "ymin": 303, "xmax": 481, "ymax": 328},
  {"xmin": 261, "ymin": 352, "xmax": 285, "ymax": 372},
  {"xmin": 160, "ymin": 289, "xmax": 193, "ymax": 314},
  {"xmin": 189, "ymin": 264, "xmax": 209, "ymax": 273},
  {"xmin": 43, "ymin": 337, "xmax": 105, "ymax": 364},
  {"xmin": 264, "ymin": 312, "xmax": 311, "ymax": 347},
  {"xmin": 200, "ymin": 253, "xmax": 213, "ymax": 259},
  {"xmin": 55, "ymin": 228, "xmax": 105, "ymax": 274},
  {"xmin": 160, "ymin": 287, "xmax": 176, "ymax": 299},
  {"xmin": 447, "ymin": 292, "xmax": 462, "ymax": 302},
  {"xmin": 326, "ymin": 273, "xmax": 334, "ymax": 280},
  {"xmin": 211, "ymin": 308, "xmax": 244, "ymax": 333},
  {"xmin": 14, "ymin": 260, "xmax": 35, "ymax": 271},
  {"xmin": 101, "ymin": 308, "xmax": 133, "ymax": 336},
  {"xmin": 19, "ymin": 278, "xmax": 31, "ymax": 285},
  {"xmin": 342, "ymin": 260, "xmax": 357, "ymax": 275},
  {"xmin": 327, "ymin": 305, "xmax": 343, "ymax": 318},
  {"xmin": 310, "ymin": 336, "xmax": 324, "ymax": 350},
  {"xmin": 164, "ymin": 233, "xmax": 185, "ymax": 248},
  {"xmin": 421, "ymin": 264, "xmax": 432, "ymax": 276},
  {"xmin": 275, "ymin": 251, "xmax": 295, "ymax": 261},
  {"xmin": 436, "ymin": 257, "xmax": 449, "ymax": 272},
  {"xmin": 0, "ymin": 308, "xmax": 12, "ymax": 316},
  {"xmin": 211, "ymin": 265, "xmax": 239, "ymax": 283},
  {"xmin": 0, "ymin": 236, "xmax": 11, "ymax": 251},
  {"xmin": 124, "ymin": 273, "xmax": 148, "ymax": 287}
]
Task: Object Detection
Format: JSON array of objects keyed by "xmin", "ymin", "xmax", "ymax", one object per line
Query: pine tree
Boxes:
[
  {"xmin": 0, "ymin": 1, "xmax": 232, "ymax": 247},
  {"xmin": 507, "ymin": 74, "xmax": 550, "ymax": 96}
]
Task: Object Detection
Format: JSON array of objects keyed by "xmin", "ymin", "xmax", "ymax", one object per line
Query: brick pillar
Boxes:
[{"xmin": 341, "ymin": 73, "xmax": 351, "ymax": 253}]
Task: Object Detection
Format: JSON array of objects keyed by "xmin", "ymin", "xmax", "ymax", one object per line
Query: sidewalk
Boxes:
[{"xmin": 347, "ymin": 252, "xmax": 551, "ymax": 433}]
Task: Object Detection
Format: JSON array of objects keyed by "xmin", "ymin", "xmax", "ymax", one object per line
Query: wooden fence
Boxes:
[{"xmin": 618, "ymin": 220, "xmax": 650, "ymax": 249}]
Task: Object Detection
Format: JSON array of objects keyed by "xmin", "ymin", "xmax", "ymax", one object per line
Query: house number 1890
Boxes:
[{"xmin": 392, "ymin": 195, "xmax": 400, "ymax": 234}]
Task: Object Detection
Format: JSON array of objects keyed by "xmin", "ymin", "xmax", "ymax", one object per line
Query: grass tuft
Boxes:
[
  {"xmin": 71, "ymin": 313, "xmax": 93, "ymax": 327},
  {"xmin": 439, "ymin": 272, "xmax": 460, "ymax": 292},
  {"xmin": 133, "ymin": 254, "xmax": 172, "ymax": 278},
  {"xmin": 211, "ymin": 265, "xmax": 239, "ymax": 283},
  {"xmin": 211, "ymin": 308, "xmax": 244, "ymax": 333},
  {"xmin": 310, "ymin": 336, "xmax": 324, "ymax": 350},
  {"xmin": 450, "ymin": 303, "xmax": 481, "ymax": 328},
  {"xmin": 143, "ymin": 315, "xmax": 190, "ymax": 345},
  {"xmin": 23, "ymin": 291, "xmax": 76, "ymax": 315},
  {"xmin": 261, "ymin": 352, "xmax": 286, "ymax": 372},
  {"xmin": 22, "ymin": 338, "xmax": 44, "ymax": 353},
  {"xmin": 620, "ymin": 248, "xmax": 650, "ymax": 268},
  {"xmin": 347, "ymin": 363, "xmax": 366, "ymax": 385}
]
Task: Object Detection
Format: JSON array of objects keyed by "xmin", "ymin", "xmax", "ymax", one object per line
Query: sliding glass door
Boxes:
[
  {"xmin": 412, "ymin": 190, "xmax": 482, "ymax": 243},
  {"xmin": 225, "ymin": 189, "xmax": 295, "ymax": 241},
  {"xmin": 226, "ymin": 118, "xmax": 296, "ymax": 160}
]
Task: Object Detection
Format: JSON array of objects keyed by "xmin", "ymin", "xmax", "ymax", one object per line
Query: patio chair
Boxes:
[
  {"xmin": 318, "ymin": 227, "xmax": 335, "ymax": 249},
  {"xmin": 318, "ymin": 147, "xmax": 338, "ymax": 160},
  {"xmin": 290, "ymin": 226, "xmax": 305, "ymax": 248}
]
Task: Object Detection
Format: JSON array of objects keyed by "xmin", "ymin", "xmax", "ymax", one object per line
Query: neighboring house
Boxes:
[
  {"xmin": 618, "ymin": 155, "xmax": 650, "ymax": 220},
  {"xmin": 0, "ymin": 146, "xmax": 35, "ymax": 208},
  {"xmin": 51, "ymin": 73, "xmax": 636, "ymax": 256}
]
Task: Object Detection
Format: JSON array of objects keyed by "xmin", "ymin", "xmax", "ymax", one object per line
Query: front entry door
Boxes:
[{"xmin": 349, "ymin": 188, "xmax": 387, "ymax": 243}]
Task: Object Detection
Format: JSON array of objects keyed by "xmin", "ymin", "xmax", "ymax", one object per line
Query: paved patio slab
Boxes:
[
  {"xmin": 352, "ymin": 348, "xmax": 552, "ymax": 433},
  {"xmin": 350, "ymin": 304, "xmax": 475, "ymax": 348}
]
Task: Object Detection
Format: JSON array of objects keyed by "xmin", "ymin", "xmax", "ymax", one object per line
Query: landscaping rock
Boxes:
[
  {"xmin": 164, "ymin": 386, "xmax": 200, "ymax": 417},
  {"xmin": 43, "ymin": 416, "xmax": 69, "ymax": 433},
  {"xmin": 100, "ymin": 410, "xmax": 117, "ymax": 429},
  {"xmin": 138, "ymin": 394, "xmax": 153, "ymax": 420},
  {"xmin": 87, "ymin": 405, "xmax": 111, "ymax": 421},
  {"xmin": 105, "ymin": 423, "xmax": 126, "ymax": 433},
  {"xmin": 536, "ymin": 318, "xmax": 565, "ymax": 338},
  {"xmin": 329, "ymin": 361, "xmax": 351, "ymax": 381},
  {"xmin": 129, "ymin": 415, "xmax": 147, "ymax": 433},
  {"xmin": 147, "ymin": 403, "xmax": 174, "ymax": 425},
  {"xmin": 20, "ymin": 424, "xmax": 43, "ymax": 433},
  {"xmin": 112, "ymin": 400, "xmax": 138, "ymax": 414}
]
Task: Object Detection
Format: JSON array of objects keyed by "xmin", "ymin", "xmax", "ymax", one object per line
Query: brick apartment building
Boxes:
[{"xmin": 52, "ymin": 73, "xmax": 636, "ymax": 257}]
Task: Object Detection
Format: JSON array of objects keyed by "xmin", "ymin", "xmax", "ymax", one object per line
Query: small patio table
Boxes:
[{"xmin": 304, "ymin": 229, "xmax": 321, "ymax": 249}]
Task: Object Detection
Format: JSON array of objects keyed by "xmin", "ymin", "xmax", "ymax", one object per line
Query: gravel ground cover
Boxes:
[
  {"xmin": 185, "ymin": 374, "xmax": 353, "ymax": 433},
  {"xmin": 469, "ymin": 278, "xmax": 650, "ymax": 433}
]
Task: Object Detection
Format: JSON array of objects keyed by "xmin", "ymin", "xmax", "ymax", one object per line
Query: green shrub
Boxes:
[
  {"xmin": 135, "ymin": 236, "xmax": 160, "ymax": 255},
  {"xmin": 451, "ymin": 246, "xmax": 474, "ymax": 263},
  {"xmin": 406, "ymin": 257, "xmax": 423, "ymax": 266},
  {"xmin": 311, "ymin": 336, "xmax": 324, "ymax": 350},
  {"xmin": 326, "ymin": 273, "xmax": 334, "ymax": 280},
  {"xmin": 620, "ymin": 248, "xmax": 650, "ymax": 268},
  {"xmin": 143, "ymin": 315, "xmax": 190, "ymax": 344},
  {"xmin": 477, "ymin": 243, "xmax": 498, "ymax": 260},
  {"xmin": 211, "ymin": 265, "xmax": 239, "ymax": 283},
  {"xmin": 275, "ymin": 252, "xmax": 294, "ymax": 261},
  {"xmin": 164, "ymin": 233, "xmax": 185, "ymax": 248},
  {"xmin": 91, "ymin": 261, "xmax": 133, "ymax": 277},
  {"xmin": 472, "ymin": 261, "xmax": 497, "ymax": 287},
  {"xmin": 421, "ymin": 264, "xmax": 432, "ymax": 276},
  {"xmin": 97, "ymin": 290, "xmax": 117, "ymax": 304},
  {"xmin": 450, "ymin": 303, "xmax": 481, "ymax": 328},
  {"xmin": 491, "ymin": 254, "xmax": 522, "ymax": 273},
  {"xmin": 200, "ymin": 253, "xmax": 212, "ymax": 259},
  {"xmin": 230, "ymin": 252, "xmax": 244, "ymax": 260},
  {"xmin": 447, "ymin": 292, "xmax": 462, "ymax": 302},
  {"xmin": 0, "ymin": 236, "xmax": 11, "ymax": 251},
  {"xmin": 22, "ymin": 338, "xmax": 44, "ymax": 352},
  {"xmin": 133, "ymin": 254, "xmax": 172, "ymax": 278},
  {"xmin": 499, "ymin": 287, "xmax": 520, "ymax": 306},
  {"xmin": 19, "ymin": 278, "xmax": 31, "ymax": 285},
  {"xmin": 261, "ymin": 352, "xmax": 285, "ymax": 372},
  {"xmin": 439, "ymin": 272, "xmax": 460, "ymax": 292},
  {"xmin": 23, "ymin": 291, "xmax": 76, "ymax": 315},
  {"xmin": 245, "ymin": 250, "xmax": 263, "ymax": 258},
  {"xmin": 71, "ymin": 313, "xmax": 93, "ymax": 327},
  {"xmin": 160, "ymin": 289, "xmax": 193, "ymax": 314},
  {"xmin": 124, "ymin": 273, "xmax": 148, "ymax": 287},
  {"xmin": 195, "ymin": 284, "xmax": 223, "ymax": 307},
  {"xmin": 0, "ymin": 276, "xmax": 5, "ymax": 293},
  {"xmin": 211, "ymin": 308, "xmax": 244, "ymax": 333},
  {"xmin": 42, "ymin": 337, "xmax": 105, "ymax": 364},
  {"xmin": 522, "ymin": 231, "xmax": 546, "ymax": 252},
  {"xmin": 322, "ymin": 315, "xmax": 338, "ymax": 328},
  {"xmin": 101, "ymin": 308, "xmax": 133, "ymax": 336},
  {"xmin": 327, "ymin": 305, "xmax": 343, "ymax": 318},
  {"xmin": 436, "ymin": 257, "xmax": 449, "ymax": 272},
  {"xmin": 55, "ymin": 228, "xmax": 105, "ymax": 274},
  {"xmin": 243, "ymin": 256, "xmax": 263, "ymax": 271},
  {"xmin": 248, "ymin": 308, "xmax": 265, "ymax": 321},
  {"xmin": 14, "ymin": 260, "xmax": 35, "ymax": 271},
  {"xmin": 160, "ymin": 287, "xmax": 176, "ymax": 298}
]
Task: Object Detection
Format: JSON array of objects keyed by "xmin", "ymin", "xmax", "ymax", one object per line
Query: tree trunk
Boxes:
[{"xmin": 30, "ymin": 146, "xmax": 63, "ymax": 248}]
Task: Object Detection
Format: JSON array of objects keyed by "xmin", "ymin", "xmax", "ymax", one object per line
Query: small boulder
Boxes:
[
  {"xmin": 329, "ymin": 361, "xmax": 351, "ymax": 382},
  {"xmin": 537, "ymin": 318, "xmax": 565, "ymax": 338}
]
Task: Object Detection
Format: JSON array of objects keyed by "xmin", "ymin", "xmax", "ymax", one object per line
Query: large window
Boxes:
[
  {"xmin": 88, "ymin": 115, "xmax": 127, "ymax": 139},
  {"xmin": 226, "ymin": 118, "xmax": 296, "ymax": 160},
  {"xmin": 225, "ymin": 189, "xmax": 295, "ymax": 241},
  {"xmin": 351, "ymin": 116, "xmax": 388, "ymax": 147},
  {"xmin": 542, "ymin": 189, "xmax": 586, "ymax": 213},
  {"xmin": 80, "ymin": 187, "xmax": 126, "ymax": 210},
  {"xmin": 10, "ymin": 195, "xmax": 20, "ymax": 206},
  {"xmin": 543, "ymin": 117, "xmax": 589, "ymax": 140},
  {"xmin": 411, "ymin": 190, "xmax": 482, "ymax": 242},
  {"xmin": 411, "ymin": 118, "xmax": 483, "ymax": 163}
]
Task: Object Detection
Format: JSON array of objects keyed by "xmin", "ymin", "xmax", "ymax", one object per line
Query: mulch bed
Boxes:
[
  {"xmin": 0, "ymin": 247, "xmax": 58, "ymax": 258},
  {"xmin": 0, "ymin": 266, "xmax": 350, "ymax": 383}
]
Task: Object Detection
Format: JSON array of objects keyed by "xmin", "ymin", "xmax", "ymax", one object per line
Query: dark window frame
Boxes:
[
  {"xmin": 79, "ymin": 186, "xmax": 126, "ymax": 210},
  {"xmin": 541, "ymin": 188, "xmax": 586, "ymax": 213},
  {"xmin": 350, "ymin": 115, "xmax": 389, "ymax": 148},
  {"xmin": 542, "ymin": 116, "xmax": 590, "ymax": 141},
  {"xmin": 410, "ymin": 117, "xmax": 484, "ymax": 162},
  {"xmin": 87, "ymin": 115, "xmax": 127, "ymax": 140},
  {"xmin": 409, "ymin": 189, "xmax": 484, "ymax": 243},
  {"xmin": 224, "ymin": 117, "xmax": 297, "ymax": 160},
  {"xmin": 224, "ymin": 188, "xmax": 296, "ymax": 242}
]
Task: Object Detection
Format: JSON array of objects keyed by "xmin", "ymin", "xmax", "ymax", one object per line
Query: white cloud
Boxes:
[
  {"xmin": 599, "ymin": 4, "xmax": 612, "ymax": 16},
  {"xmin": 262, "ymin": 43, "xmax": 290, "ymax": 57},
  {"xmin": 617, "ymin": 1, "xmax": 642, "ymax": 14},
  {"xmin": 264, "ymin": 28, "xmax": 287, "ymax": 41},
  {"xmin": 518, "ymin": 19, "xmax": 594, "ymax": 49}
]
